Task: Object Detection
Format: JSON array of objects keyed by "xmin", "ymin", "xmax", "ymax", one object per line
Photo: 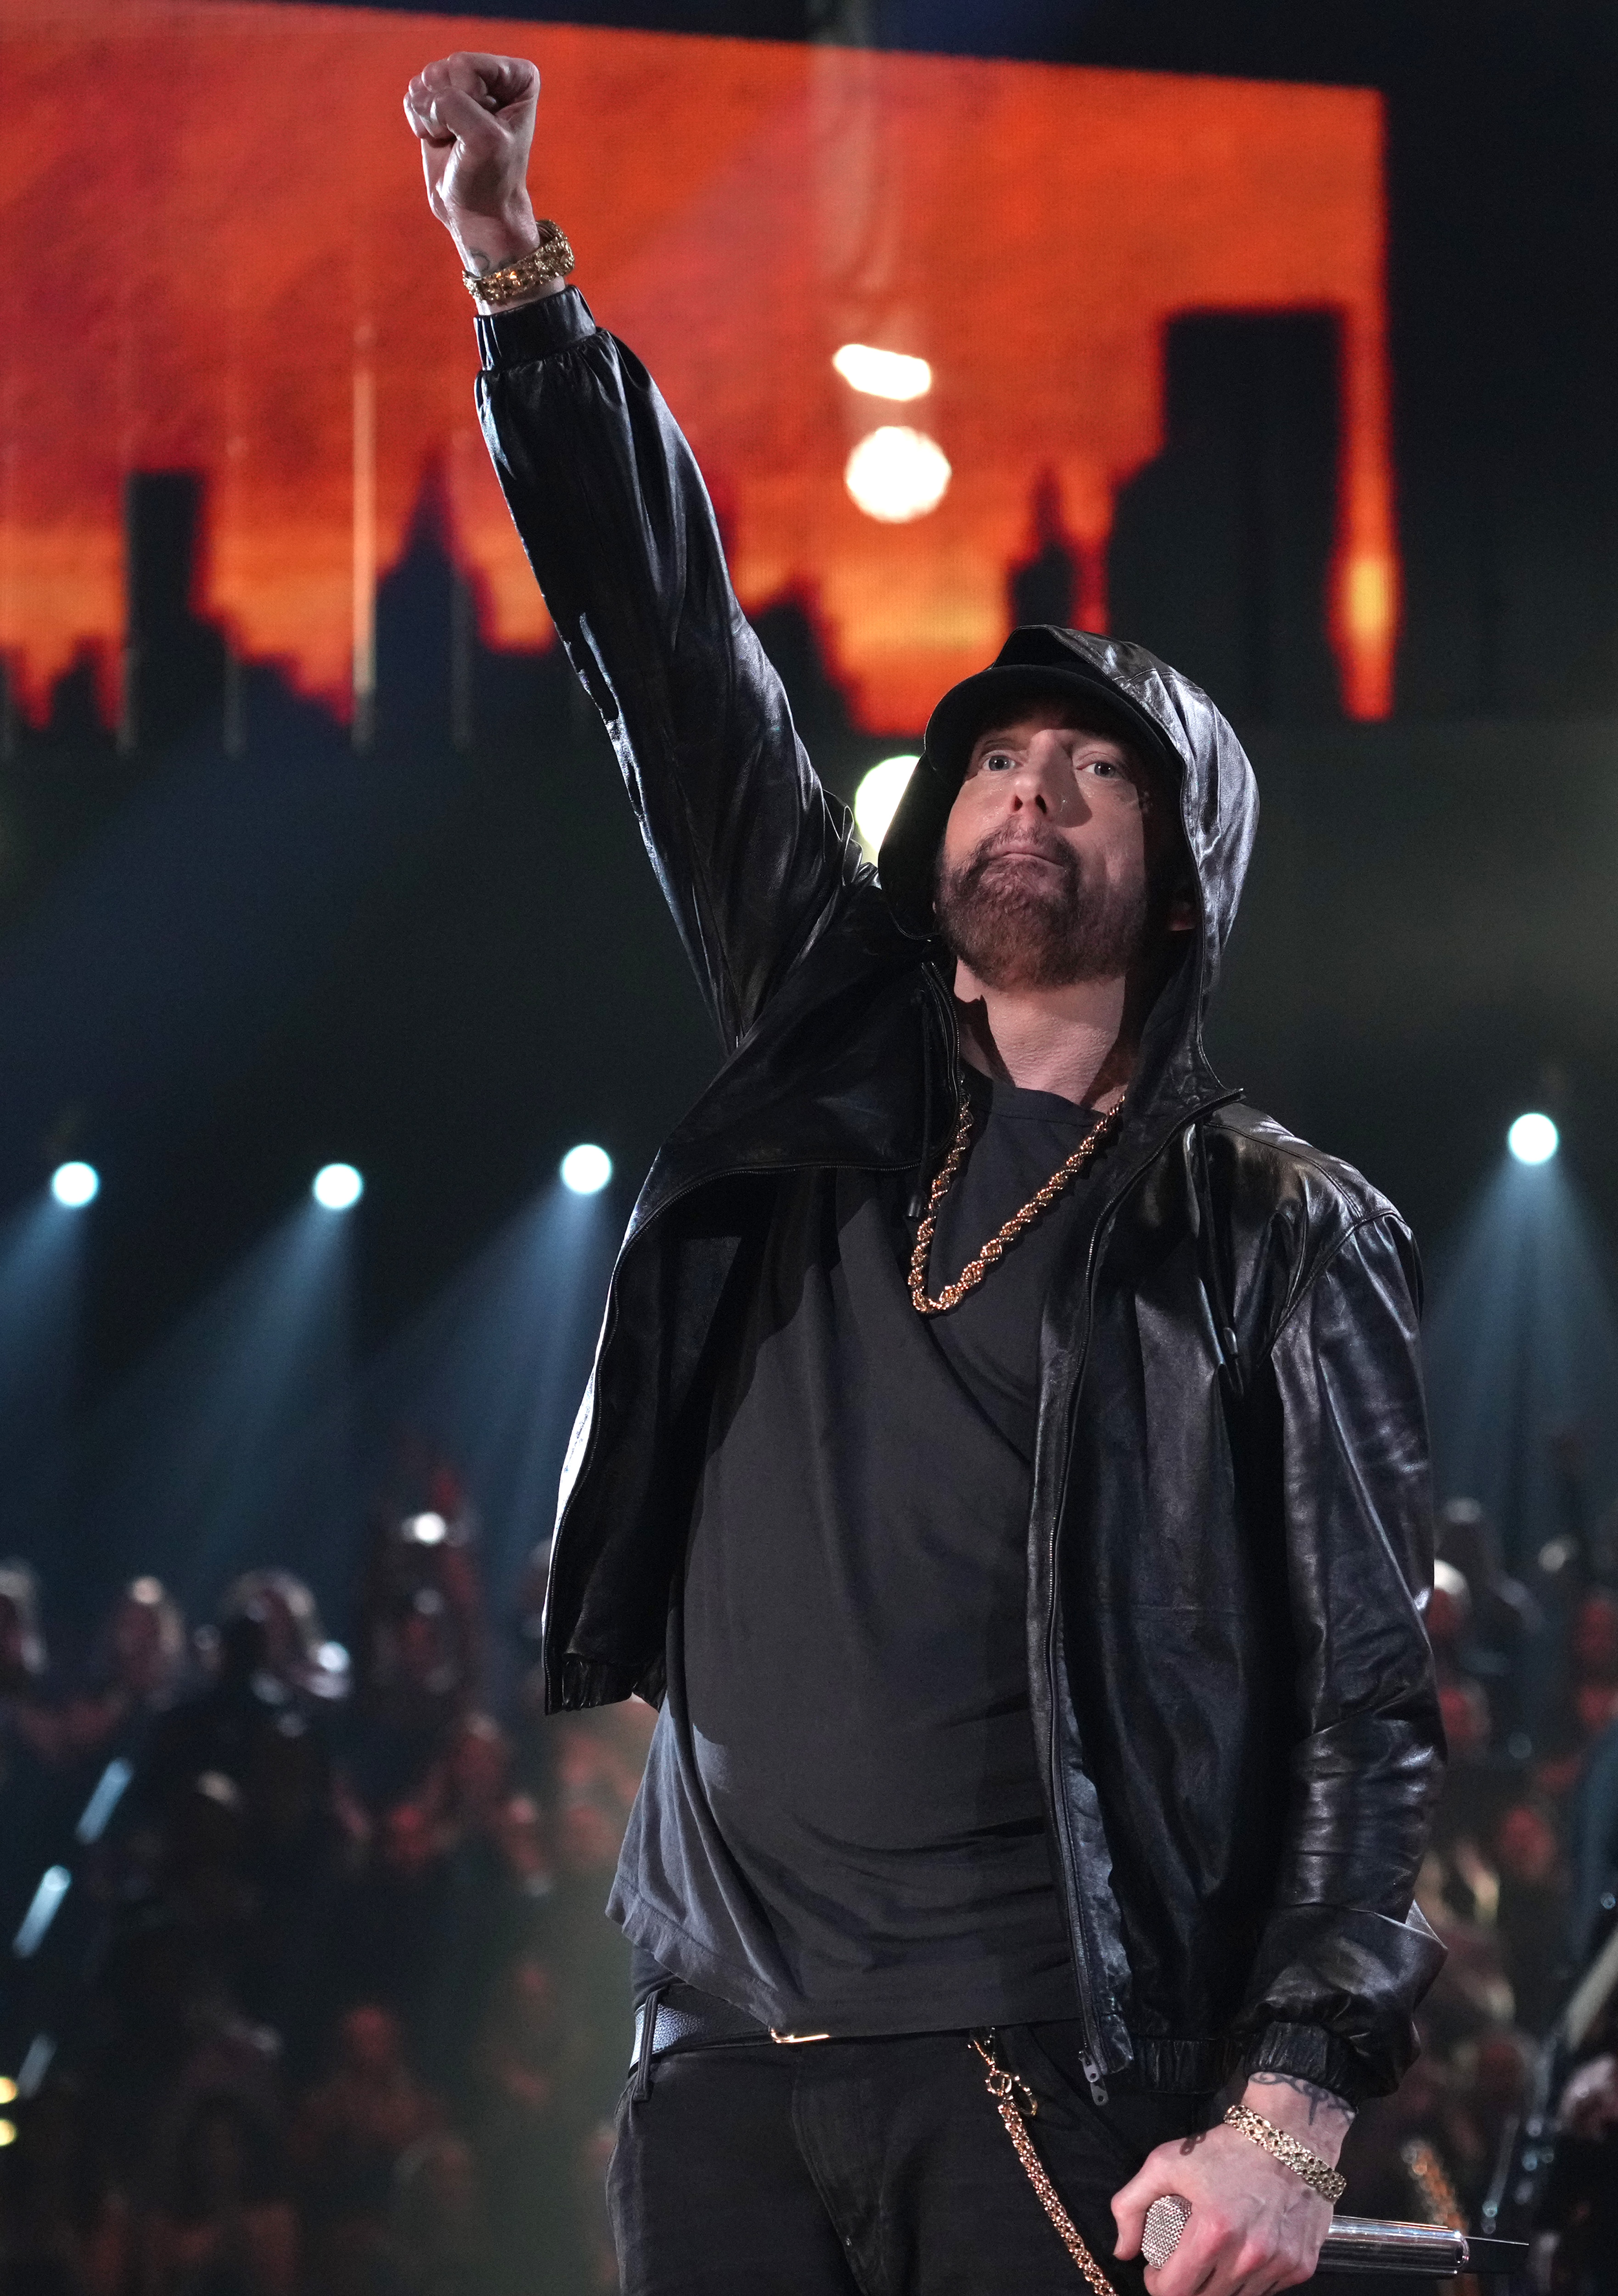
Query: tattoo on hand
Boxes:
[{"xmin": 1247, "ymin": 2072, "xmax": 1355, "ymax": 2126}]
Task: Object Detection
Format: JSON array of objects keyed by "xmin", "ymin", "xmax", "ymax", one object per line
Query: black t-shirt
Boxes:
[{"xmin": 608, "ymin": 1064, "xmax": 1106, "ymax": 2033}]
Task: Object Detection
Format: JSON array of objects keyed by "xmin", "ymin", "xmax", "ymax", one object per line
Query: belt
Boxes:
[{"xmin": 628, "ymin": 1983, "xmax": 837, "ymax": 2094}]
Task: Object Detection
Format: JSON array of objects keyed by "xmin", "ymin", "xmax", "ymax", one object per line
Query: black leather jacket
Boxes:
[{"xmin": 476, "ymin": 286, "xmax": 1445, "ymax": 2104}]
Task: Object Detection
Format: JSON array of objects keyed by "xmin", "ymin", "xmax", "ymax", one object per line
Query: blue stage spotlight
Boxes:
[
  {"xmin": 1507, "ymin": 1112, "xmax": 1559, "ymax": 1165},
  {"xmin": 16, "ymin": 2036, "xmax": 54, "ymax": 2099},
  {"xmin": 50, "ymin": 1162, "xmax": 99, "ymax": 1207},
  {"xmin": 312, "ymin": 1163, "xmax": 364, "ymax": 1210},
  {"xmin": 74, "ymin": 1757, "xmax": 133, "ymax": 1846},
  {"xmin": 12, "ymin": 1866, "xmax": 70, "ymax": 1959},
  {"xmin": 560, "ymin": 1144, "xmax": 612, "ymax": 1195},
  {"xmin": 81, "ymin": 1195, "xmax": 357, "ymax": 1611}
]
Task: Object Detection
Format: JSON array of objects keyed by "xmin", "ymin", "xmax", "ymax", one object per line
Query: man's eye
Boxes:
[
  {"xmin": 982, "ymin": 751, "xmax": 1016, "ymax": 772},
  {"xmin": 1080, "ymin": 757, "xmax": 1137, "ymax": 793}
]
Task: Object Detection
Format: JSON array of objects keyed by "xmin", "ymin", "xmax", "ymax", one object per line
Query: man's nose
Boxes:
[{"xmin": 1007, "ymin": 740, "xmax": 1081, "ymax": 817}]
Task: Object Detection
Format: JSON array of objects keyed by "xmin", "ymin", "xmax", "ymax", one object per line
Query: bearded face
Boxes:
[{"xmin": 934, "ymin": 814, "xmax": 1155, "ymax": 992}]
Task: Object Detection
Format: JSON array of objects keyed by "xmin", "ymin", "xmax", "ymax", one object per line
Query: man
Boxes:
[{"xmin": 405, "ymin": 52, "xmax": 1444, "ymax": 2296}]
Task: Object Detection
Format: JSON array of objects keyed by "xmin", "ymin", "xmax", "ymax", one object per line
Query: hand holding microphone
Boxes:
[{"xmin": 1140, "ymin": 2195, "xmax": 1527, "ymax": 2279}]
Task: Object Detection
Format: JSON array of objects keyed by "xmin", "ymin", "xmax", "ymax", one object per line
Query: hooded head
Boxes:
[{"xmin": 879, "ymin": 625, "xmax": 1258, "ymax": 1118}]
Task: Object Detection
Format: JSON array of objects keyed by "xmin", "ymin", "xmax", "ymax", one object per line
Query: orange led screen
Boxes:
[{"xmin": 0, "ymin": 2, "xmax": 1394, "ymax": 732}]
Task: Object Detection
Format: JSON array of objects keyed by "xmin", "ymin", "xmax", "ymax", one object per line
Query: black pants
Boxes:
[{"xmin": 607, "ymin": 2020, "xmax": 1209, "ymax": 2296}]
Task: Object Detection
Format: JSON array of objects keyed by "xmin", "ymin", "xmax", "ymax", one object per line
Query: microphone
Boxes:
[{"xmin": 1140, "ymin": 2195, "xmax": 1529, "ymax": 2277}]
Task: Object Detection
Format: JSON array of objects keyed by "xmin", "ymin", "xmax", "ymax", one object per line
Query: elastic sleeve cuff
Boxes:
[
  {"xmin": 1239, "ymin": 2021, "xmax": 1364, "ymax": 2108},
  {"xmin": 476, "ymin": 284, "xmax": 598, "ymax": 373}
]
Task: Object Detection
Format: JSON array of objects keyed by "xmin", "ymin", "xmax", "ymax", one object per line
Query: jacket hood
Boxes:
[{"xmin": 877, "ymin": 625, "xmax": 1259, "ymax": 1117}]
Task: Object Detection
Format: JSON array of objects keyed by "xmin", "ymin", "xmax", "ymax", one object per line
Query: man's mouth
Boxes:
[{"xmin": 978, "ymin": 842, "xmax": 1069, "ymax": 874}]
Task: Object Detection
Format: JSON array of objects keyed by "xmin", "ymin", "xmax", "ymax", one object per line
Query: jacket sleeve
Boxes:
[
  {"xmin": 474, "ymin": 287, "xmax": 872, "ymax": 1053},
  {"xmin": 1234, "ymin": 1211, "xmax": 1447, "ymax": 2103}
]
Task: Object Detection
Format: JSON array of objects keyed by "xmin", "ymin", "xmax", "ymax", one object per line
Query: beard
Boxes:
[{"xmin": 934, "ymin": 822, "xmax": 1152, "ymax": 992}]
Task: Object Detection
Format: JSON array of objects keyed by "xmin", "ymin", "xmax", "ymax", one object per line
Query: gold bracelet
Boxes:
[
  {"xmin": 463, "ymin": 221, "xmax": 575, "ymax": 307},
  {"xmin": 1224, "ymin": 2105, "xmax": 1347, "ymax": 2205}
]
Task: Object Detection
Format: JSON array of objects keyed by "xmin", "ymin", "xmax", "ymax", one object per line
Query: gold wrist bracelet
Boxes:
[
  {"xmin": 1224, "ymin": 2105, "xmax": 1348, "ymax": 2205},
  {"xmin": 463, "ymin": 221, "xmax": 575, "ymax": 307}
]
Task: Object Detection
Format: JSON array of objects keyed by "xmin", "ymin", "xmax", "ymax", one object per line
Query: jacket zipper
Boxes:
[
  {"xmin": 1037, "ymin": 1085, "xmax": 1246, "ymax": 2105},
  {"xmin": 1044, "ymin": 1269, "xmax": 1112, "ymax": 2106}
]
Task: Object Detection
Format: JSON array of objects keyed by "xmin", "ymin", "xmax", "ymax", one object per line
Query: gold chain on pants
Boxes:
[{"xmin": 971, "ymin": 2032, "xmax": 1120, "ymax": 2296}]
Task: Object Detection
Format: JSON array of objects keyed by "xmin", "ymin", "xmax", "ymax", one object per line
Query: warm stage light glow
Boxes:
[
  {"xmin": 854, "ymin": 755, "xmax": 920, "ymax": 857},
  {"xmin": 0, "ymin": 2121, "xmax": 15, "ymax": 2149},
  {"xmin": 832, "ymin": 343, "xmax": 933, "ymax": 402},
  {"xmin": 0, "ymin": 12, "xmax": 1396, "ymax": 731},
  {"xmin": 50, "ymin": 1162, "xmax": 99, "ymax": 1208},
  {"xmin": 561, "ymin": 1144, "xmax": 613, "ymax": 1196},
  {"xmin": 0, "ymin": 2079, "xmax": 16, "ymax": 2106},
  {"xmin": 311, "ymin": 1164, "xmax": 364, "ymax": 1210},
  {"xmin": 1507, "ymin": 1113, "xmax": 1559, "ymax": 1165},
  {"xmin": 844, "ymin": 429, "xmax": 953, "ymax": 524}
]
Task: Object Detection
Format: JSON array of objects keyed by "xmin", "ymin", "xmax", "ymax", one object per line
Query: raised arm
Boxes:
[{"xmin": 405, "ymin": 54, "xmax": 873, "ymax": 1052}]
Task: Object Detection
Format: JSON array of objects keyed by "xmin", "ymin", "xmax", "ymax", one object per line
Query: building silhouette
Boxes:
[
  {"xmin": 1007, "ymin": 468, "xmax": 1082, "ymax": 630},
  {"xmin": 122, "ymin": 473, "xmax": 230, "ymax": 754},
  {"xmin": 1108, "ymin": 311, "xmax": 1342, "ymax": 723}
]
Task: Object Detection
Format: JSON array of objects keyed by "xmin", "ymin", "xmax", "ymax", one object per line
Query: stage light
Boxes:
[
  {"xmin": 17, "ymin": 2037, "xmax": 54, "ymax": 2099},
  {"xmin": 844, "ymin": 428, "xmax": 951, "ymax": 523},
  {"xmin": 854, "ymin": 755, "xmax": 920, "ymax": 857},
  {"xmin": 1507, "ymin": 1113, "xmax": 1559, "ymax": 1165},
  {"xmin": 832, "ymin": 343, "xmax": 932, "ymax": 402},
  {"xmin": 0, "ymin": 2121, "xmax": 15, "ymax": 2149},
  {"xmin": 0, "ymin": 2079, "xmax": 15, "ymax": 2106},
  {"xmin": 50, "ymin": 1162, "xmax": 98, "ymax": 1207},
  {"xmin": 312, "ymin": 1163, "xmax": 364, "ymax": 1210},
  {"xmin": 12, "ymin": 1866, "xmax": 69, "ymax": 1959},
  {"xmin": 402, "ymin": 1512, "xmax": 447, "ymax": 1546},
  {"xmin": 561, "ymin": 1144, "xmax": 612, "ymax": 1195},
  {"xmin": 74, "ymin": 1756, "xmax": 133, "ymax": 1846}
]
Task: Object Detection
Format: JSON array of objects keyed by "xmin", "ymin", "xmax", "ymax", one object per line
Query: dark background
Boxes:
[{"xmin": 2, "ymin": 0, "xmax": 1615, "ymax": 1613}]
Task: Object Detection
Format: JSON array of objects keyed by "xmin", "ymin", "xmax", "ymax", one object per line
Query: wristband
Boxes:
[
  {"xmin": 1223, "ymin": 2105, "xmax": 1347, "ymax": 2205},
  {"xmin": 463, "ymin": 221, "xmax": 574, "ymax": 307}
]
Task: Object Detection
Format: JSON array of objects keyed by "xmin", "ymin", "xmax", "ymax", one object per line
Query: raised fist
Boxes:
[{"xmin": 404, "ymin": 53, "xmax": 539, "ymax": 270}]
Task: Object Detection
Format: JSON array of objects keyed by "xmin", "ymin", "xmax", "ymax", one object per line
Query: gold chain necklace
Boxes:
[{"xmin": 908, "ymin": 1096, "xmax": 1124, "ymax": 1316}]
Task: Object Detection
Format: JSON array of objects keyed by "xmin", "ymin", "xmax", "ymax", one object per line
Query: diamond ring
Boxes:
[{"xmin": 1142, "ymin": 2193, "xmax": 1192, "ymax": 2270}]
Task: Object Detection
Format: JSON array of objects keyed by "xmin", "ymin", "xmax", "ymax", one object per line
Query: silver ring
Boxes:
[{"xmin": 1141, "ymin": 2193, "xmax": 1192, "ymax": 2270}]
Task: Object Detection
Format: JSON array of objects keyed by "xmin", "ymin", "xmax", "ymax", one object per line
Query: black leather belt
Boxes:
[{"xmin": 628, "ymin": 1982, "xmax": 836, "ymax": 2093}]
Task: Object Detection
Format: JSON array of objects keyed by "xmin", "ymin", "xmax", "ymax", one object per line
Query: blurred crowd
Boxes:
[
  {"xmin": 7, "ymin": 1468, "xmax": 1618, "ymax": 2293},
  {"xmin": 0, "ymin": 1498, "xmax": 650, "ymax": 2296},
  {"xmin": 1332, "ymin": 1474, "xmax": 1618, "ymax": 2292}
]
